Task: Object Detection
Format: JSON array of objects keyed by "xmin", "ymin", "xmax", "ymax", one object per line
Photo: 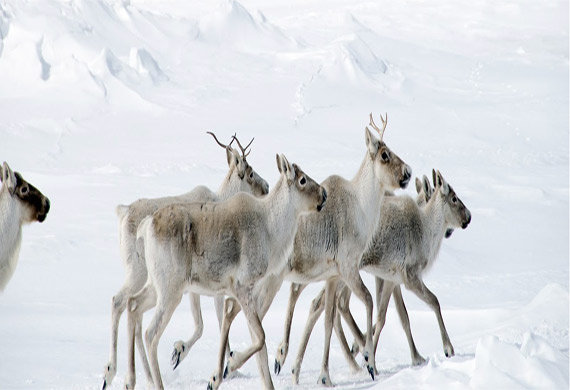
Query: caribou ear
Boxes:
[
  {"xmin": 422, "ymin": 174, "xmax": 432, "ymax": 198},
  {"xmin": 415, "ymin": 177, "xmax": 422, "ymax": 194},
  {"xmin": 436, "ymin": 170, "xmax": 449, "ymax": 195},
  {"xmin": 280, "ymin": 154, "xmax": 295, "ymax": 181},
  {"xmin": 227, "ymin": 147, "xmax": 241, "ymax": 169},
  {"xmin": 365, "ymin": 127, "xmax": 379, "ymax": 157},
  {"xmin": 276, "ymin": 154, "xmax": 282, "ymax": 173},
  {"xmin": 1, "ymin": 162, "xmax": 16, "ymax": 195}
]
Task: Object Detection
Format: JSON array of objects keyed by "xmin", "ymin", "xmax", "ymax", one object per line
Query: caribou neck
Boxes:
[
  {"xmin": 262, "ymin": 176, "xmax": 299, "ymax": 267},
  {"xmin": 422, "ymin": 194, "xmax": 447, "ymax": 264},
  {"xmin": 0, "ymin": 191, "xmax": 23, "ymax": 290},
  {"xmin": 0, "ymin": 191, "xmax": 23, "ymax": 244},
  {"xmin": 351, "ymin": 154, "xmax": 385, "ymax": 242},
  {"xmin": 216, "ymin": 167, "xmax": 243, "ymax": 200}
]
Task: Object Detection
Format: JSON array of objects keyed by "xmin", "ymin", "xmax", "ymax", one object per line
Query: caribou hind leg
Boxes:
[
  {"xmin": 171, "ymin": 293, "xmax": 204, "ymax": 370},
  {"xmin": 274, "ymin": 282, "xmax": 307, "ymax": 375},
  {"xmin": 125, "ymin": 283, "xmax": 157, "ymax": 390},
  {"xmin": 392, "ymin": 285, "xmax": 426, "ymax": 366}
]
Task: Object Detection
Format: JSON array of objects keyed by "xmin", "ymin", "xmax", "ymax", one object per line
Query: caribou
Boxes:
[
  {"xmin": 102, "ymin": 133, "xmax": 268, "ymax": 390},
  {"xmin": 291, "ymin": 170, "xmax": 471, "ymax": 376},
  {"xmin": 214, "ymin": 113, "xmax": 412, "ymax": 386},
  {"xmin": 124, "ymin": 154, "xmax": 327, "ymax": 390},
  {"xmin": 0, "ymin": 162, "xmax": 50, "ymax": 292}
]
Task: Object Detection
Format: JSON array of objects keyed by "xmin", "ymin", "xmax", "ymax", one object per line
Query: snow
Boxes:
[{"xmin": 0, "ymin": 0, "xmax": 567, "ymax": 389}]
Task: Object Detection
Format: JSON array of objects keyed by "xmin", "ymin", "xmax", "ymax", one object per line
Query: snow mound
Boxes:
[
  {"xmin": 92, "ymin": 47, "xmax": 166, "ymax": 90},
  {"xmin": 129, "ymin": 48, "xmax": 169, "ymax": 84},
  {"xmin": 295, "ymin": 34, "xmax": 397, "ymax": 118},
  {"xmin": 321, "ymin": 35, "xmax": 388, "ymax": 83},
  {"xmin": 87, "ymin": 47, "xmax": 161, "ymax": 108},
  {"xmin": 343, "ymin": 12, "xmax": 373, "ymax": 33},
  {"xmin": 471, "ymin": 333, "xmax": 569, "ymax": 389},
  {"xmin": 198, "ymin": 0, "xmax": 297, "ymax": 51}
]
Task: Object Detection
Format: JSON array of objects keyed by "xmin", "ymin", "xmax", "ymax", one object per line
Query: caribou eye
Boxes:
[
  {"xmin": 452, "ymin": 196, "xmax": 457, "ymax": 203},
  {"xmin": 300, "ymin": 177, "xmax": 306, "ymax": 185},
  {"xmin": 249, "ymin": 172, "xmax": 254, "ymax": 179},
  {"xmin": 381, "ymin": 151, "xmax": 389, "ymax": 161},
  {"xmin": 21, "ymin": 186, "xmax": 29, "ymax": 195}
]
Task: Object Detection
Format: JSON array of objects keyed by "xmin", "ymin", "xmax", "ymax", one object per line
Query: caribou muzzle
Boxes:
[
  {"xmin": 37, "ymin": 198, "xmax": 50, "ymax": 223},
  {"xmin": 461, "ymin": 213, "xmax": 471, "ymax": 229},
  {"xmin": 399, "ymin": 166, "xmax": 412, "ymax": 189}
]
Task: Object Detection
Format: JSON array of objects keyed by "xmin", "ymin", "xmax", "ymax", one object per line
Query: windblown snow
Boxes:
[{"xmin": 0, "ymin": 0, "xmax": 567, "ymax": 389}]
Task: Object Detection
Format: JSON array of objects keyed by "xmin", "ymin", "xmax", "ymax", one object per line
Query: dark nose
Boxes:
[
  {"xmin": 263, "ymin": 181, "xmax": 269, "ymax": 195},
  {"xmin": 400, "ymin": 167, "xmax": 412, "ymax": 189},
  {"xmin": 38, "ymin": 198, "xmax": 50, "ymax": 223},
  {"xmin": 462, "ymin": 214, "xmax": 471, "ymax": 229}
]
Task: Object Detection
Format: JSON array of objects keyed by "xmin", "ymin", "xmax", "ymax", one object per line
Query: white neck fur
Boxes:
[
  {"xmin": 0, "ymin": 189, "xmax": 24, "ymax": 291},
  {"xmin": 352, "ymin": 154, "xmax": 386, "ymax": 248}
]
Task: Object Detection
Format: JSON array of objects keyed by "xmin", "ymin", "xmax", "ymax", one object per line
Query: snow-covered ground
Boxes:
[{"xmin": 0, "ymin": 0, "xmax": 568, "ymax": 389}]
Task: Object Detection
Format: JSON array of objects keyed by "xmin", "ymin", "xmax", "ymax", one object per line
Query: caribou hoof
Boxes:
[
  {"xmin": 318, "ymin": 372, "xmax": 333, "ymax": 387},
  {"xmin": 223, "ymin": 350, "xmax": 240, "ymax": 379},
  {"xmin": 102, "ymin": 362, "xmax": 116, "ymax": 390},
  {"xmin": 274, "ymin": 343, "xmax": 288, "ymax": 375},
  {"xmin": 412, "ymin": 354, "xmax": 427, "ymax": 367},
  {"xmin": 350, "ymin": 341, "xmax": 360, "ymax": 357},
  {"xmin": 444, "ymin": 344, "xmax": 455, "ymax": 358},
  {"xmin": 207, "ymin": 374, "xmax": 219, "ymax": 390},
  {"xmin": 172, "ymin": 341, "xmax": 189, "ymax": 370},
  {"xmin": 367, "ymin": 364, "xmax": 375, "ymax": 380}
]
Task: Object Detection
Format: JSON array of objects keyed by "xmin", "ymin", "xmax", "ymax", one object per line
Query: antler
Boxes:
[
  {"xmin": 206, "ymin": 131, "xmax": 236, "ymax": 149},
  {"xmin": 231, "ymin": 135, "xmax": 254, "ymax": 159},
  {"xmin": 369, "ymin": 112, "xmax": 388, "ymax": 141}
]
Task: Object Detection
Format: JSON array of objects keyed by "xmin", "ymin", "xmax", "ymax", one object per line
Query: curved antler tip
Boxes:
[{"xmin": 207, "ymin": 131, "xmax": 232, "ymax": 149}]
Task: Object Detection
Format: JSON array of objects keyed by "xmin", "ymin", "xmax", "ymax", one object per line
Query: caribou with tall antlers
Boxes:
[
  {"xmin": 102, "ymin": 133, "xmax": 268, "ymax": 390},
  {"xmin": 170, "ymin": 133, "xmax": 262, "ymax": 370},
  {"xmin": 213, "ymin": 113, "xmax": 412, "ymax": 386}
]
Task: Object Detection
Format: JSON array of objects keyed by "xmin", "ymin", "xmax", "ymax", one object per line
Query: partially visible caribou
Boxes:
[{"xmin": 0, "ymin": 162, "xmax": 50, "ymax": 292}]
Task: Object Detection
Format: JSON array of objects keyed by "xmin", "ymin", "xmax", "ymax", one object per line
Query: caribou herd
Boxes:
[{"xmin": 0, "ymin": 113, "xmax": 472, "ymax": 390}]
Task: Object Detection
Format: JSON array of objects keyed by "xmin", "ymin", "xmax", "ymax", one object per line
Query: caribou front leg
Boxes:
[
  {"xmin": 225, "ymin": 274, "xmax": 283, "ymax": 379},
  {"xmin": 405, "ymin": 274, "xmax": 454, "ymax": 357},
  {"xmin": 341, "ymin": 268, "xmax": 376, "ymax": 381},
  {"xmin": 209, "ymin": 288, "xmax": 274, "ymax": 390}
]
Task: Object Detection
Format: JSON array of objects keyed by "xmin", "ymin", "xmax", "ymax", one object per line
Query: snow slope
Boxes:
[{"xmin": 0, "ymin": 0, "xmax": 567, "ymax": 389}]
